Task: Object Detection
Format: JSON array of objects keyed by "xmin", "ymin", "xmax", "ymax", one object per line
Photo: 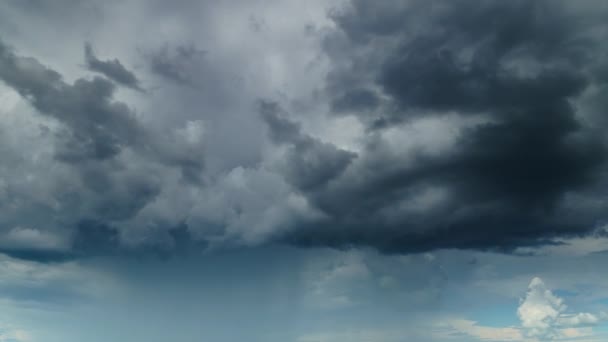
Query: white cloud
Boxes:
[
  {"xmin": 518, "ymin": 277, "xmax": 566, "ymax": 339},
  {"xmin": 0, "ymin": 226, "xmax": 69, "ymax": 252},
  {"xmin": 558, "ymin": 313, "xmax": 600, "ymax": 327},
  {"xmin": 441, "ymin": 319, "xmax": 524, "ymax": 341},
  {"xmin": 517, "ymin": 277, "xmax": 603, "ymax": 340}
]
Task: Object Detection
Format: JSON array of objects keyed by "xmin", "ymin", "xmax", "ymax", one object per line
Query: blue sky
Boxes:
[{"xmin": 2, "ymin": 244, "xmax": 608, "ymax": 341}]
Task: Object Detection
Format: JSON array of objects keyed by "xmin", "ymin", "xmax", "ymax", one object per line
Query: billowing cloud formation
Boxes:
[
  {"xmin": 1, "ymin": 0, "xmax": 608, "ymax": 260},
  {"xmin": 518, "ymin": 277, "xmax": 601, "ymax": 340},
  {"xmin": 260, "ymin": 101, "xmax": 356, "ymax": 192},
  {"xmin": 518, "ymin": 277, "xmax": 566, "ymax": 339},
  {"xmin": 0, "ymin": 40, "xmax": 141, "ymax": 162},
  {"xmin": 0, "ymin": 37, "xmax": 205, "ymax": 259},
  {"xmin": 280, "ymin": 0, "xmax": 608, "ymax": 253}
]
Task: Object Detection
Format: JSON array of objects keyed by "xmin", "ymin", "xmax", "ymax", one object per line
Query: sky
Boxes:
[{"xmin": 1, "ymin": 0, "xmax": 608, "ymax": 341}]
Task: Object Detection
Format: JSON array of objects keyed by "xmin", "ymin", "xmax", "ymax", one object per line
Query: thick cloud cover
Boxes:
[
  {"xmin": 283, "ymin": 0, "xmax": 608, "ymax": 253},
  {"xmin": 1, "ymin": 0, "xmax": 608, "ymax": 260}
]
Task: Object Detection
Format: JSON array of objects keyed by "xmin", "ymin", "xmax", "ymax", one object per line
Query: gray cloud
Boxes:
[
  {"xmin": 84, "ymin": 42, "xmax": 142, "ymax": 90},
  {"xmin": 273, "ymin": 0, "xmax": 608, "ymax": 253},
  {"xmin": 2, "ymin": 0, "xmax": 608, "ymax": 261},
  {"xmin": 145, "ymin": 43, "xmax": 206, "ymax": 87},
  {"xmin": 0, "ymin": 39, "xmax": 141, "ymax": 162},
  {"xmin": 260, "ymin": 101, "xmax": 356, "ymax": 191},
  {"xmin": 0, "ymin": 38, "xmax": 204, "ymax": 260}
]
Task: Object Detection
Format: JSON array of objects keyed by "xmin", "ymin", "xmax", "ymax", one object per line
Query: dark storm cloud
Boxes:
[
  {"xmin": 71, "ymin": 220, "xmax": 121, "ymax": 256},
  {"xmin": 71, "ymin": 220, "xmax": 206, "ymax": 259},
  {"xmin": 84, "ymin": 42, "xmax": 142, "ymax": 90},
  {"xmin": 271, "ymin": 0, "xmax": 608, "ymax": 253},
  {"xmin": 3, "ymin": 0, "xmax": 608, "ymax": 261},
  {"xmin": 0, "ymin": 38, "xmax": 206, "ymax": 260},
  {"xmin": 327, "ymin": 0, "xmax": 600, "ymax": 120},
  {"xmin": 0, "ymin": 39, "xmax": 141, "ymax": 162},
  {"xmin": 260, "ymin": 101, "xmax": 356, "ymax": 191},
  {"xmin": 0, "ymin": 38, "xmax": 204, "ymax": 175}
]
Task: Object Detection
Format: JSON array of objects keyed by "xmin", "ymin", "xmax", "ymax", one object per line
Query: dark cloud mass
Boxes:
[
  {"xmin": 1, "ymin": 0, "xmax": 608, "ymax": 261},
  {"xmin": 280, "ymin": 0, "xmax": 608, "ymax": 253},
  {"xmin": 0, "ymin": 37, "xmax": 202, "ymax": 260},
  {"xmin": 0, "ymin": 40, "xmax": 141, "ymax": 162},
  {"xmin": 5, "ymin": 2, "xmax": 608, "ymax": 342},
  {"xmin": 260, "ymin": 101, "xmax": 356, "ymax": 191}
]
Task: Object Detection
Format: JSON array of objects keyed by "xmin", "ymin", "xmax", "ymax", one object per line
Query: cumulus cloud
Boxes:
[
  {"xmin": 518, "ymin": 277, "xmax": 566, "ymax": 339},
  {"xmin": 558, "ymin": 313, "xmax": 600, "ymax": 327},
  {"xmin": 517, "ymin": 277, "xmax": 601, "ymax": 340}
]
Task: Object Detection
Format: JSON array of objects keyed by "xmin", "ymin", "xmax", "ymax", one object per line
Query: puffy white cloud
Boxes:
[
  {"xmin": 518, "ymin": 277, "xmax": 566, "ymax": 339},
  {"xmin": 517, "ymin": 277, "xmax": 603, "ymax": 340},
  {"xmin": 558, "ymin": 313, "xmax": 600, "ymax": 327},
  {"xmin": 442, "ymin": 319, "xmax": 524, "ymax": 341}
]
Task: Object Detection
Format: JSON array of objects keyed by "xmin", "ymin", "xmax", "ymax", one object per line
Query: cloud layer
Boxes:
[{"xmin": 0, "ymin": 0, "xmax": 608, "ymax": 260}]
